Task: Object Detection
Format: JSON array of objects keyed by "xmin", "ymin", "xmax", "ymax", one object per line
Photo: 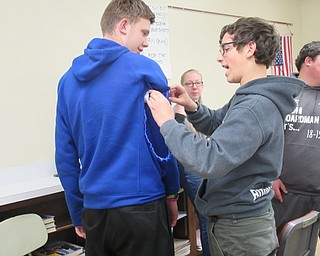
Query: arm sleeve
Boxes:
[
  {"xmin": 141, "ymin": 59, "xmax": 180, "ymax": 195},
  {"xmin": 55, "ymin": 98, "xmax": 83, "ymax": 226},
  {"xmin": 144, "ymin": 105, "xmax": 180, "ymax": 195},
  {"xmin": 160, "ymin": 106, "xmax": 263, "ymax": 179}
]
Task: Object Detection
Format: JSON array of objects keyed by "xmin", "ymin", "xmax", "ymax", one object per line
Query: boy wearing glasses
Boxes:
[{"xmin": 146, "ymin": 17, "xmax": 304, "ymax": 255}]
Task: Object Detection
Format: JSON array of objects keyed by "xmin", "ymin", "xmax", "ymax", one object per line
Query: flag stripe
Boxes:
[{"xmin": 271, "ymin": 35, "xmax": 293, "ymax": 76}]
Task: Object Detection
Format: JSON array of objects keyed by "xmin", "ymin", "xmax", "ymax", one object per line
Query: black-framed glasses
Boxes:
[
  {"xmin": 183, "ymin": 81, "xmax": 204, "ymax": 88},
  {"xmin": 219, "ymin": 41, "xmax": 235, "ymax": 55}
]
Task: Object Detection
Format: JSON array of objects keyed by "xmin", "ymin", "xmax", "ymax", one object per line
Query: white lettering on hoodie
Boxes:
[{"xmin": 250, "ymin": 186, "xmax": 272, "ymax": 201}]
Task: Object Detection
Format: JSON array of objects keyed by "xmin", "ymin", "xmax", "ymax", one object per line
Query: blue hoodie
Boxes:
[{"xmin": 55, "ymin": 38, "xmax": 180, "ymax": 226}]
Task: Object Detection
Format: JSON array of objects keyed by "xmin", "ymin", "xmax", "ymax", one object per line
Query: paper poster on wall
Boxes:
[{"xmin": 142, "ymin": 4, "xmax": 172, "ymax": 79}]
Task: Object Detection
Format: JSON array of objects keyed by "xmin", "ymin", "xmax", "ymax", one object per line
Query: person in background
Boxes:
[
  {"xmin": 174, "ymin": 69, "xmax": 210, "ymax": 256},
  {"xmin": 146, "ymin": 17, "xmax": 304, "ymax": 255},
  {"xmin": 55, "ymin": 0, "xmax": 180, "ymax": 255},
  {"xmin": 272, "ymin": 41, "xmax": 320, "ymax": 236}
]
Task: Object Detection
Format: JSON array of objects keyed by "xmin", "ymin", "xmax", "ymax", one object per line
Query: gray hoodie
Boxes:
[
  {"xmin": 281, "ymin": 84, "xmax": 320, "ymax": 194},
  {"xmin": 160, "ymin": 76, "xmax": 304, "ymax": 219}
]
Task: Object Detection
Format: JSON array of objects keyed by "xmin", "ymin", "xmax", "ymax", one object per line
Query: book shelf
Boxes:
[
  {"xmin": 0, "ymin": 191, "xmax": 83, "ymax": 247},
  {"xmin": 174, "ymin": 191, "xmax": 201, "ymax": 256},
  {"xmin": 0, "ymin": 162, "xmax": 83, "ymax": 250}
]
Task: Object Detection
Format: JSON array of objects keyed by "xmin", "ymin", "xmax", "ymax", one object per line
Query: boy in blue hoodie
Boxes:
[
  {"xmin": 55, "ymin": 0, "xmax": 180, "ymax": 255},
  {"xmin": 147, "ymin": 17, "xmax": 304, "ymax": 255}
]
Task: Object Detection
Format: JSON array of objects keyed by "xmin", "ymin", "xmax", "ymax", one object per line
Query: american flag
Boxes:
[{"xmin": 271, "ymin": 35, "xmax": 293, "ymax": 76}]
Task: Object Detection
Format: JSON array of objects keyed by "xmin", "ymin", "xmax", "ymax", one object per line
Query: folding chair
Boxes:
[
  {"xmin": 0, "ymin": 213, "xmax": 48, "ymax": 256},
  {"xmin": 277, "ymin": 210, "xmax": 320, "ymax": 256}
]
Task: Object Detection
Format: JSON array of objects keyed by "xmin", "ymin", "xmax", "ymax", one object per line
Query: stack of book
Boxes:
[
  {"xmin": 32, "ymin": 241, "xmax": 84, "ymax": 256},
  {"xmin": 41, "ymin": 215, "xmax": 56, "ymax": 234},
  {"xmin": 174, "ymin": 237, "xmax": 190, "ymax": 256}
]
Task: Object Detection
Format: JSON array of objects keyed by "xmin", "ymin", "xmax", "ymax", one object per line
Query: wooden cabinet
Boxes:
[
  {"xmin": 0, "ymin": 162, "xmax": 82, "ymax": 248},
  {"xmin": 174, "ymin": 191, "xmax": 201, "ymax": 256},
  {"xmin": 0, "ymin": 191, "xmax": 83, "ymax": 247}
]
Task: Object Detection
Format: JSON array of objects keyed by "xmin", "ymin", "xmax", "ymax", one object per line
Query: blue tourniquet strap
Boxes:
[{"xmin": 144, "ymin": 109, "xmax": 171, "ymax": 162}]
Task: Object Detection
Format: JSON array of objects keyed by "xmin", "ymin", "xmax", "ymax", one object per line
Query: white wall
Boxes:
[
  {"xmin": 164, "ymin": 0, "xmax": 302, "ymax": 108},
  {"xmin": 0, "ymin": 0, "xmax": 309, "ymax": 169},
  {"xmin": 0, "ymin": 1, "xmax": 106, "ymax": 168},
  {"xmin": 300, "ymin": 0, "xmax": 320, "ymax": 44}
]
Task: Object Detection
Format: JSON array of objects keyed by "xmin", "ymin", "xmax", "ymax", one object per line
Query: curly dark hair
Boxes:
[
  {"xmin": 219, "ymin": 17, "xmax": 280, "ymax": 68},
  {"xmin": 295, "ymin": 41, "xmax": 320, "ymax": 71}
]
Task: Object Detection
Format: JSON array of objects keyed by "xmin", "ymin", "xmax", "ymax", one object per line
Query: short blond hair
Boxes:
[
  {"xmin": 180, "ymin": 69, "xmax": 202, "ymax": 84},
  {"xmin": 100, "ymin": 0, "xmax": 155, "ymax": 36}
]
